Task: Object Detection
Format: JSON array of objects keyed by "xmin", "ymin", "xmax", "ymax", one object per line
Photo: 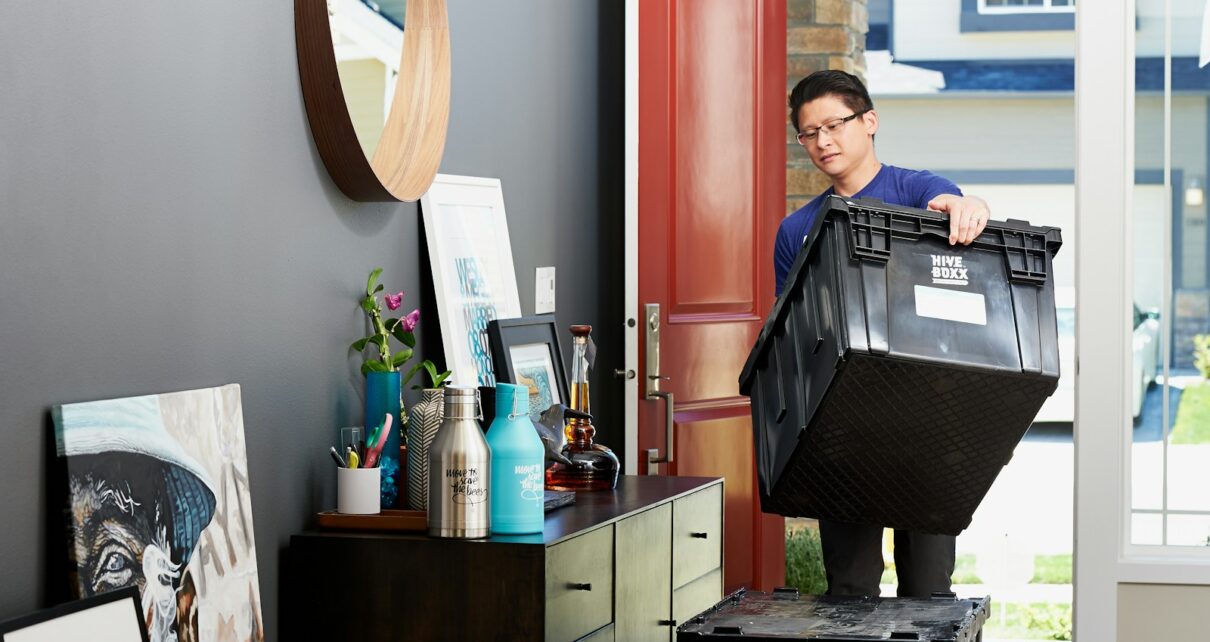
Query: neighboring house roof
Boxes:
[
  {"xmin": 361, "ymin": 0, "xmax": 405, "ymax": 29},
  {"xmin": 871, "ymin": 54, "xmax": 1210, "ymax": 93},
  {"xmin": 865, "ymin": 51, "xmax": 945, "ymax": 94}
]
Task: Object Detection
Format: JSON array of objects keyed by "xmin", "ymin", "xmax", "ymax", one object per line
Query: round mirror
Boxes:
[{"xmin": 296, "ymin": 0, "xmax": 450, "ymax": 202}]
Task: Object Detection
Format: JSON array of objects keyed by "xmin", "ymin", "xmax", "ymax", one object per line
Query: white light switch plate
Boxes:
[{"xmin": 535, "ymin": 266, "xmax": 556, "ymax": 314}]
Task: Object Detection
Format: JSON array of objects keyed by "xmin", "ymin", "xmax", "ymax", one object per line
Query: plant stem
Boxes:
[{"xmin": 371, "ymin": 308, "xmax": 391, "ymax": 367}]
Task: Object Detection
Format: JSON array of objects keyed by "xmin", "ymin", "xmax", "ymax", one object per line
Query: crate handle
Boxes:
[
  {"xmin": 848, "ymin": 207, "xmax": 894, "ymax": 263},
  {"xmin": 844, "ymin": 206, "xmax": 1052, "ymax": 284}
]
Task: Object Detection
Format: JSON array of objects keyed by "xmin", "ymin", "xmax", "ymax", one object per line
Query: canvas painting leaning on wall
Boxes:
[{"xmin": 53, "ymin": 384, "xmax": 263, "ymax": 642}]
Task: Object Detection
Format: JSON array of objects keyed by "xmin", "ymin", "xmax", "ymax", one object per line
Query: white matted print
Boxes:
[
  {"xmin": 421, "ymin": 174, "xmax": 522, "ymax": 387},
  {"xmin": 510, "ymin": 342, "xmax": 562, "ymax": 421}
]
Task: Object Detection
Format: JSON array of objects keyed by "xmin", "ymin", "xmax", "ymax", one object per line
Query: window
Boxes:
[
  {"xmin": 1128, "ymin": 0, "xmax": 1210, "ymax": 553},
  {"xmin": 961, "ymin": 0, "xmax": 1075, "ymax": 31},
  {"xmin": 980, "ymin": 0, "xmax": 1075, "ymax": 12}
]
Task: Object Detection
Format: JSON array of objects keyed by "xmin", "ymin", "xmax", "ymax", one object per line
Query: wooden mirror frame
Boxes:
[{"xmin": 296, "ymin": 0, "xmax": 450, "ymax": 202}]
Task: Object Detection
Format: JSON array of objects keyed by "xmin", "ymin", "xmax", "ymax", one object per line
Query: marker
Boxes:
[
  {"xmin": 347, "ymin": 447, "xmax": 360, "ymax": 469},
  {"xmin": 329, "ymin": 446, "xmax": 348, "ymax": 468},
  {"xmin": 365, "ymin": 414, "xmax": 393, "ymax": 468}
]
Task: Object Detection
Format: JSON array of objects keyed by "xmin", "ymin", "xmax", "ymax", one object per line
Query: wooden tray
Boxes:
[
  {"xmin": 317, "ymin": 509, "xmax": 426, "ymax": 532},
  {"xmin": 317, "ymin": 492, "xmax": 575, "ymax": 532}
]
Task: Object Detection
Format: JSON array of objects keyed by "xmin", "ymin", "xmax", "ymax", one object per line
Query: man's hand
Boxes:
[{"xmin": 927, "ymin": 194, "xmax": 991, "ymax": 245}]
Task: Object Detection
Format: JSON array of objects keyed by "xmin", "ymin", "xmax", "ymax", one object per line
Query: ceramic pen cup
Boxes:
[{"xmin": 337, "ymin": 466, "xmax": 381, "ymax": 515}]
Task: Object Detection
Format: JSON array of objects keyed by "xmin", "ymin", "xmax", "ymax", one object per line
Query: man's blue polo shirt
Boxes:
[{"xmin": 774, "ymin": 164, "xmax": 962, "ymax": 295}]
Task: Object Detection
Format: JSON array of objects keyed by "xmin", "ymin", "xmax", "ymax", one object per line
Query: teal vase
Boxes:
[
  {"xmin": 365, "ymin": 370, "xmax": 402, "ymax": 508},
  {"xmin": 486, "ymin": 383, "xmax": 545, "ymax": 534}
]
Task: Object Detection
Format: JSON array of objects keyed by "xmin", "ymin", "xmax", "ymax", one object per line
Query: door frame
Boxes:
[
  {"xmin": 1076, "ymin": 1, "xmax": 1210, "ymax": 639},
  {"xmin": 624, "ymin": 0, "xmax": 639, "ymax": 475}
]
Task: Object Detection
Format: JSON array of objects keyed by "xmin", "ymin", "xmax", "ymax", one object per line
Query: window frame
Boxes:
[{"xmin": 960, "ymin": 0, "xmax": 1075, "ymax": 32}]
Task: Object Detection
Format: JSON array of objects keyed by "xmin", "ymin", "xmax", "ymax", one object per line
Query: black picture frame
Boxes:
[
  {"xmin": 0, "ymin": 586, "xmax": 149, "ymax": 641},
  {"xmin": 487, "ymin": 314, "xmax": 570, "ymax": 412}
]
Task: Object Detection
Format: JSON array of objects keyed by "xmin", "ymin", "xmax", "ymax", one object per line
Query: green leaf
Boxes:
[
  {"xmin": 367, "ymin": 335, "xmax": 387, "ymax": 349},
  {"xmin": 433, "ymin": 370, "xmax": 452, "ymax": 388},
  {"xmin": 350, "ymin": 337, "xmax": 370, "ymax": 352},
  {"xmin": 391, "ymin": 348, "xmax": 414, "ymax": 368},
  {"xmin": 423, "ymin": 360, "xmax": 440, "ymax": 385},
  {"xmin": 366, "ymin": 268, "xmax": 383, "ymax": 296},
  {"xmin": 364, "ymin": 359, "xmax": 390, "ymax": 373},
  {"xmin": 403, "ymin": 362, "xmax": 426, "ymax": 387},
  {"xmin": 401, "ymin": 331, "xmax": 417, "ymax": 348},
  {"xmin": 360, "ymin": 361, "xmax": 372, "ymax": 377},
  {"xmin": 360, "ymin": 297, "xmax": 377, "ymax": 313},
  {"xmin": 373, "ymin": 284, "xmax": 384, "ymax": 294}
]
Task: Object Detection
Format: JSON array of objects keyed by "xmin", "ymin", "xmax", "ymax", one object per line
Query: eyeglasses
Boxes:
[{"xmin": 796, "ymin": 109, "xmax": 871, "ymax": 144}]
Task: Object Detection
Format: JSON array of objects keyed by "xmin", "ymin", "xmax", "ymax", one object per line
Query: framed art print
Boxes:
[
  {"xmin": 487, "ymin": 314, "xmax": 569, "ymax": 421},
  {"xmin": 0, "ymin": 587, "xmax": 148, "ymax": 642},
  {"xmin": 420, "ymin": 174, "xmax": 522, "ymax": 387}
]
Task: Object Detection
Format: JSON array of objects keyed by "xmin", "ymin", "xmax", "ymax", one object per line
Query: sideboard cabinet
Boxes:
[{"xmin": 288, "ymin": 475, "xmax": 724, "ymax": 641}]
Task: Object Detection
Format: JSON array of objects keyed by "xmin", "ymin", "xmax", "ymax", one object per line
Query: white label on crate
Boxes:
[{"xmin": 914, "ymin": 285, "xmax": 987, "ymax": 325}]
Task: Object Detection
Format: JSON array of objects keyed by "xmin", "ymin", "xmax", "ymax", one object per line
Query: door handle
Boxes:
[{"xmin": 644, "ymin": 303, "xmax": 674, "ymax": 474}]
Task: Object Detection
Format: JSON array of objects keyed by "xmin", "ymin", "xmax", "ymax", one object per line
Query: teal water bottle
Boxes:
[{"xmin": 486, "ymin": 383, "xmax": 545, "ymax": 534}]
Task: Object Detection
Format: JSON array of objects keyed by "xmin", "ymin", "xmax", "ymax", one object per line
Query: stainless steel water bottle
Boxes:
[{"xmin": 427, "ymin": 386, "xmax": 492, "ymax": 538}]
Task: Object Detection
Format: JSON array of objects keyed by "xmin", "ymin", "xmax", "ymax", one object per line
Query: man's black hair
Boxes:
[{"xmin": 788, "ymin": 70, "xmax": 875, "ymax": 132}]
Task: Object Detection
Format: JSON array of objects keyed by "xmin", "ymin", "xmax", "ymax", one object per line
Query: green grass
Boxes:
[
  {"xmin": 1030, "ymin": 554, "xmax": 1072, "ymax": 584},
  {"xmin": 785, "ymin": 525, "xmax": 828, "ymax": 595},
  {"xmin": 1172, "ymin": 381, "xmax": 1210, "ymax": 444},
  {"xmin": 952, "ymin": 553, "xmax": 980, "ymax": 584},
  {"xmin": 983, "ymin": 602, "xmax": 1072, "ymax": 641},
  {"xmin": 881, "ymin": 553, "xmax": 979, "ymax": 586}
]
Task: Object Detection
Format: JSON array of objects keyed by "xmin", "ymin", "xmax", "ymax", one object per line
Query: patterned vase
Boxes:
[{"xmin": 407, "ymin": 388, "xmax": 445, "ymax": 511}]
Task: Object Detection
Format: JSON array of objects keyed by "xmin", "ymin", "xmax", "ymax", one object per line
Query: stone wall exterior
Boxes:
[{"xmin": 786, "ymin": 0, "xmax": 869, "ymax": 214}]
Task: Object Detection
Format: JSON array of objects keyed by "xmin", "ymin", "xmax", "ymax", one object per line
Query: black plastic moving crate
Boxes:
[
  {"xmin": 739, "ymin": 196, "xmax": 1062, "ymax": 535},
  {"xmin": 677, "ymin": 588, "xmax": 990, "ymax": 642}
]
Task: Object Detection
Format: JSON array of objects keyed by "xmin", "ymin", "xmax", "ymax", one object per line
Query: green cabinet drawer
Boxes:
[
  {"xmin": 546, "ymin": 525, "xmax": 615, "ymax": 642},
  {"xmin": 672, "ymin": 567, "xmax": 722, "ymax": 628},
  {"xmin": 672, "ymin": 483, "xmax": 723, "ymax": 589},
  {"xmin": 577, "ymin": 623, "xmax": 614, "ymax": 642},
  {"xmin": 615, "ymin": 503, "xmax": 674, "ymax": 642}
]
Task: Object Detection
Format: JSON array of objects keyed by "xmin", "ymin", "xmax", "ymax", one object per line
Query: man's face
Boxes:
[{"xmin": 796, "ymin": 94, "xmax": 877, "ymax": 179}]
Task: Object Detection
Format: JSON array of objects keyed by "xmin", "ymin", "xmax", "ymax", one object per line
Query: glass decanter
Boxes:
[{"xmin": 545, "ymin": 325, "xmax": 620, "ymax": 491}]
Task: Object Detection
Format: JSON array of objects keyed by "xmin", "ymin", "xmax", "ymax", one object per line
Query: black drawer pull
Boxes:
[
  {"xmin": 658, "ymin": 619, "xmax": 677, "ymax": 627},
  {"xmin": 690, "ymin": 532, "xmax": 709, "ymax": 539},
  {"xmin": 569, "ymin": 582, "xmax": 592, "ymax": 591}
]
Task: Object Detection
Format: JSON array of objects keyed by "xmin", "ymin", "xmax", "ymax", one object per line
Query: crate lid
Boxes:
[{"xmin": 739, "ymin": 196, "xmax": 1062, "ymax": 395}]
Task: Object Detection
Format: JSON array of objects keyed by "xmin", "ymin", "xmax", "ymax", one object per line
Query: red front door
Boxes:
[{"xmin": 637, "ymin": 0, "xmax": 786, "ymax": 593}]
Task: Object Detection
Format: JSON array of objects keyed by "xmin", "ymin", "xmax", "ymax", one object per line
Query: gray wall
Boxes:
[{"xmin": 0, "ymin": 1, "xmax": 623, "ymax": 637}]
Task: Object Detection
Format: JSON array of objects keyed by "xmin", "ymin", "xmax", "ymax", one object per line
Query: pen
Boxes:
[{"xmin": 329, "ymin": 446, "xmax": 348, "ymax": 468}]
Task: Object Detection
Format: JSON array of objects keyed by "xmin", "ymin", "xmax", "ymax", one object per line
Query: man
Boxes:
[{"xmin": 775, "ymin": 70, "xmax": 991, "ymax": 598}]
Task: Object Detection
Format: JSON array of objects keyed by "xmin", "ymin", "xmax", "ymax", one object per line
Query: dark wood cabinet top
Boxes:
[{"xmin": 293, "ymin": 475, "xmax": 722, "ymax": 547}]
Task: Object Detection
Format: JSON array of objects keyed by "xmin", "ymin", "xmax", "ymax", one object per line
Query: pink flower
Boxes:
[
  {"xmin": 402, "ymin": 308, "xmax": 420, "ymax": 332},
  {"xmin": 385, "ymin": 292, "xmax": 404, "ymax": 311}
]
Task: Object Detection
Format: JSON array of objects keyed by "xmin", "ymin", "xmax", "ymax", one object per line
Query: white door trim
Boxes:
[
  {"xmin": 1073, "ymin": 0, "xmax": 1134, "ymax": 638},
  {"xmin": 623, "ymin": 0, "xmax": 639, "ymax": 475}
]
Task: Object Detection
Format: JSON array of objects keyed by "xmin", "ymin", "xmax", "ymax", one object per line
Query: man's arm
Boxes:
[
  {"xmin": 927, "ymin": 194, "xmax": 991, "ymax": 246},
  {"xmin": 773, "ymin": 224, "xmax": 796, "ymax": 296}
]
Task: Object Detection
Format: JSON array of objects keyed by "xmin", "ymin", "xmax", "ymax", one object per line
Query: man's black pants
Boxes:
[{"xmin": 819, "ymin": 519, "xmax": 956, "ymax": 598}]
